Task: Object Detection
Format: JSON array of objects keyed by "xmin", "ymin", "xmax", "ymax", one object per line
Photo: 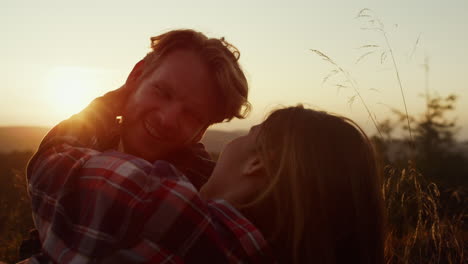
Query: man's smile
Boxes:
[{"xmin": 144, "ymin": 119, "xmax": 163, "ymax": 141}]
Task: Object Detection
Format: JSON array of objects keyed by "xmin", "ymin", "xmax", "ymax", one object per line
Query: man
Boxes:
[
  {"xmin": 25, "ymin": 30, "xmax": 270, "ymax": 263},
  {"xmin": 32, "ymin": 29, "xmax": 250, "ymax": 189}
]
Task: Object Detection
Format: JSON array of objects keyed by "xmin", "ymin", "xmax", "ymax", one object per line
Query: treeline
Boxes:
[
  {"xmin": 374, "ymin": 93, "xmax": 468, "ymax": 207},
  {"xmin": 373, "ymin": 93, "xmax": 467, "ymax": 263}
]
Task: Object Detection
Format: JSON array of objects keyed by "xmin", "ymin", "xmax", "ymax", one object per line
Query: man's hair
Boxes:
[{"xmin": 140, "ymin": 29, "xmax": 250, "ymax": 123}]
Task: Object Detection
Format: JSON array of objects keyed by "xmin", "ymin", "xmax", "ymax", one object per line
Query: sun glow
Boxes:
[{"xmin": 46, "ymin": 67, "xmax": 102, "ymax": 120}]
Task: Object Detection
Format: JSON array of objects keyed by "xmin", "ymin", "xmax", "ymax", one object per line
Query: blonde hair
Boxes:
[
  {"xmin": 139, "ymin": 29, "xmax": 250, "ymax": 123},
  {"xmin": 244, "ymin": 105, "xmax": 384, "ymax": 264}
]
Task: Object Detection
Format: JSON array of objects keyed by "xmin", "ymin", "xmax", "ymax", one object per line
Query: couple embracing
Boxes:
[{"xmin": 25, "ymin": 29, "xmax": 384, "ymax": 264}]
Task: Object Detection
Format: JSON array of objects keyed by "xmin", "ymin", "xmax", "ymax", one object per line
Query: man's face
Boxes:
[{"xmin": 121, "ymin": 49, "xmax": 220, "ymax": 162}]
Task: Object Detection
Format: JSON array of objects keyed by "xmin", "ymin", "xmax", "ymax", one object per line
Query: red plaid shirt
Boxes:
[{"xmin": 25, "ymin": 90, "xmax": 274, "ymax": 263}]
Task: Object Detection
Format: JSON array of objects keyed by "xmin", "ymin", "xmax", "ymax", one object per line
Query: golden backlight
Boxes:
[{"xmin": 46, "ymin": 67, "xmax": 99, "ymax": 120}]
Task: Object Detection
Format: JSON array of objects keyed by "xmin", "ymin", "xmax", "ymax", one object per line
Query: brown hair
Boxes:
[
  {"xmin": 139, "ymin": 29, "xmax": 250, "ymax": 123},
  {"xmin": 245, "ymin": 105, "xmax": 385, "ymax": 264}
]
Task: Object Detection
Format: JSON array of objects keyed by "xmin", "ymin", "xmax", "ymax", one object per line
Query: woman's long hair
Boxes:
[{"xmin": 243, "ymin": 105, "xmax": 385, "ymax": 264}]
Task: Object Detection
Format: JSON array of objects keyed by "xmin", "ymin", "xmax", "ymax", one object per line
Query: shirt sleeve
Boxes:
[{"xmin": 27, "ymin": 143, "xmax": 227, "ymax": 263}]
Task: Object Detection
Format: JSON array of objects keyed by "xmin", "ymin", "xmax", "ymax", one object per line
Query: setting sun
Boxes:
[{"xmin": 46, "ymin": 67, "xmax": 101, "ymax": 120}]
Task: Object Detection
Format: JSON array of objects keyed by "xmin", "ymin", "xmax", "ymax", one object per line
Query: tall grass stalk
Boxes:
[
  {"xmin": 310, "ymin": 49, "xmax": 383, "ymax": 138},
  {"xmin": 356, "ymin": 8, "xmax": 414, "ymax": 146}
]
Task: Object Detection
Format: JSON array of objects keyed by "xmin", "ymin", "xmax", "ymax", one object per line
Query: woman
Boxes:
[
  {"xmin": 201, "ymin": 105, "xmax": 385, "ymax": 263},
  {"xmin": 27, "ymin": 105, "xmax": 384, "ymax": 263}
]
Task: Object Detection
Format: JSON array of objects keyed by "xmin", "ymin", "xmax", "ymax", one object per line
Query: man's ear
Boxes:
[{"xmin": 243, "ymin": 155, "xmax": 264, "ymax": 176}]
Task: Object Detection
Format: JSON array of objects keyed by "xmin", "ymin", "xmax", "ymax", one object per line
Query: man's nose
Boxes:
[{"xmin": 158, "ymin": 104, "xmax": 182, "ymax": 133}]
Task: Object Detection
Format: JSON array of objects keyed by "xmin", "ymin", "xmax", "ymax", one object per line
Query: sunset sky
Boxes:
[{"xmin": 2, "ymin": 0, "xmax": 468, "ymax": 139}]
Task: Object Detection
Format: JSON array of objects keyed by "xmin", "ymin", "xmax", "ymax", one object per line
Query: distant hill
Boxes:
[
  {"xmin": 0, "ymin": 127, "xmax": 50, "ymax": 153},
  {"xmin": 0, "ymin": 126, "xmax": 245, "ymax": 155},
  {"xmin": 3, "ymin": 126, "xmax": 468, "ymax": 159},
  {"xmin": 201, "ymin": 129, "xmax": 246, "ymax": 154}
]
